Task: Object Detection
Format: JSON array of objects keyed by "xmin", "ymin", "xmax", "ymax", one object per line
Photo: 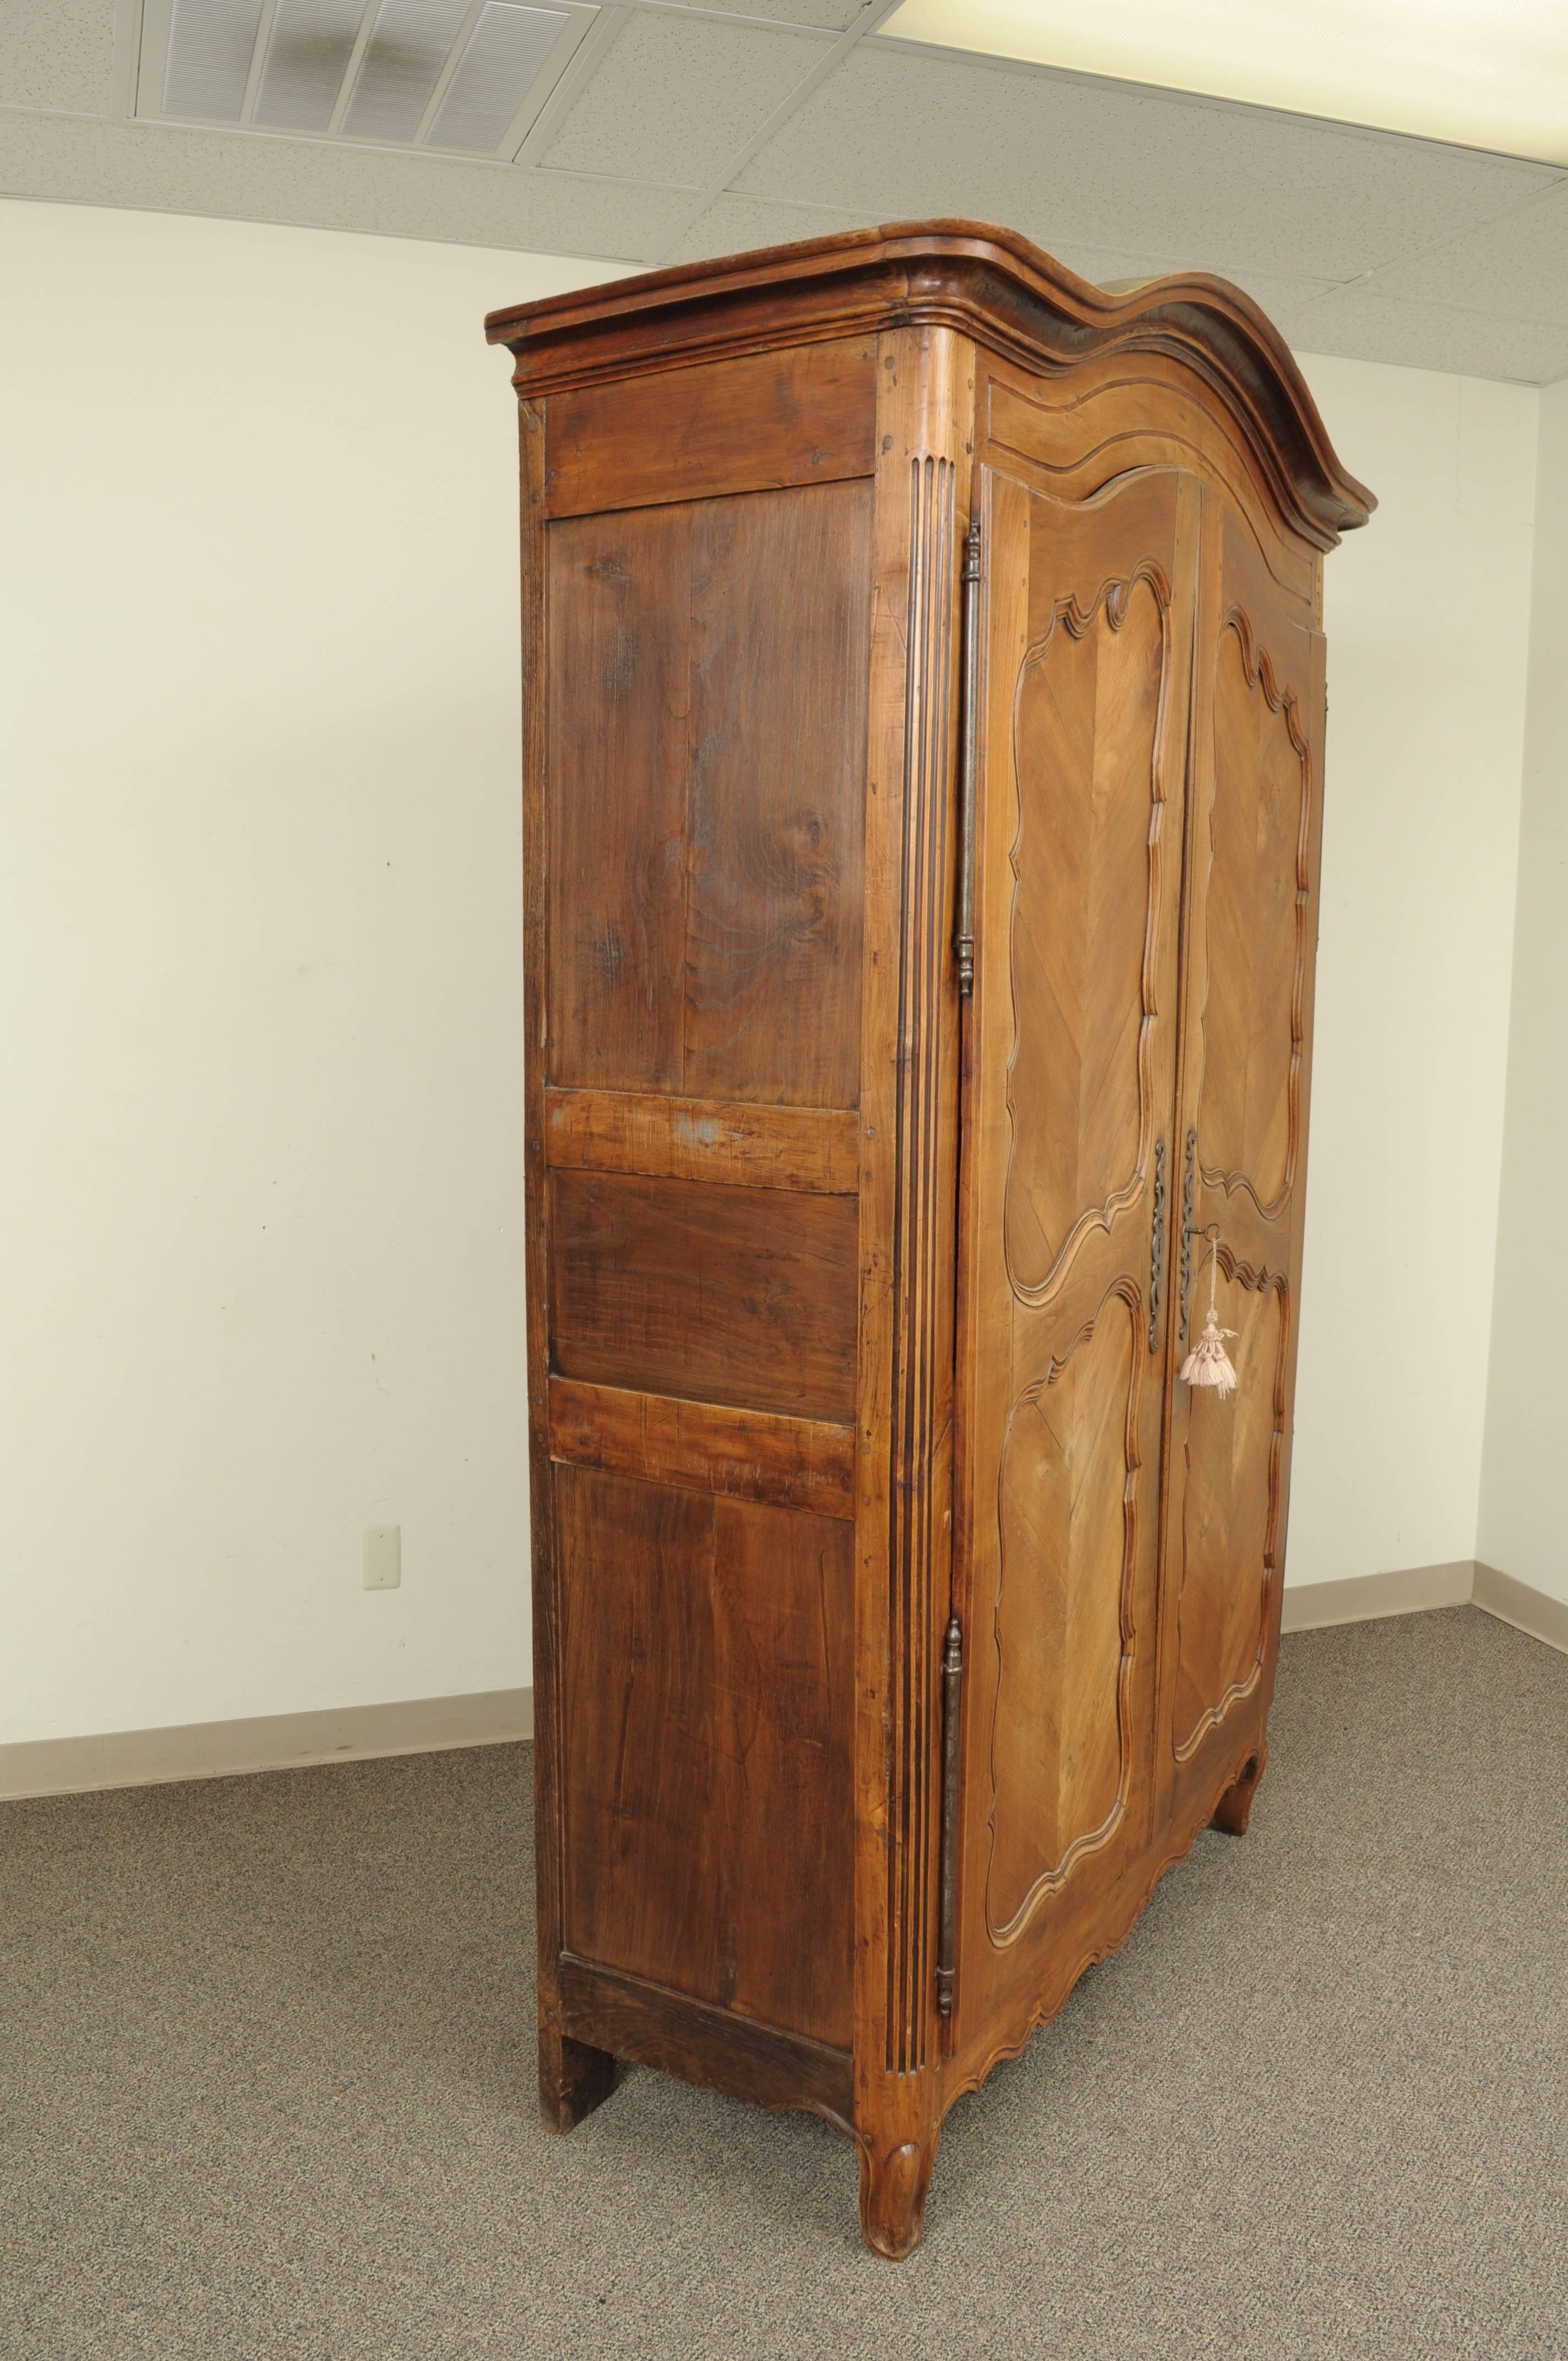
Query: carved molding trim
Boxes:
[
  {"xmin": 885, "ymin": 450, "xmax": 956, "ymax": 2077},
  {"xmin": 984, "ymin": 1277, "xmax": 1141, "ymax": 1950},
  {"xmin": 1172, "ymin": 1248, "xmax": 1291, "ymax": 1765},
  {"xmin": 985, "ymin": 377, "xmax": 1310, "ymax": 606},
  {"xmin": 1003, "ymin": 559, "xmax": 1174, "ymax": 1307},
  {"xmin": 487, "ymin": 222, "xmax": 1376, "ymax": 551},
  {"xmin": 1196, "ymin": 605, "xmax": 1311, "ymax": 1227}
]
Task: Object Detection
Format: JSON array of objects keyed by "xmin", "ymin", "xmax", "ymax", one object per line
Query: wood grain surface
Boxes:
[
  {"xmin": 557, "ymin": 1464, "xmax": 854, "ymax": 2048},
  {"xmin": 546, "ymin": 482, "xmax": 872, "ymax": 1109},
  {"xmin": 543, "ymin": 338, "xmax": 876, "ymax": 518},
  {"xmin": 547, "ymin": 1376, "xmax": 856, "ymax": 1519},
  {"xmin": 548, "ymin": 1168, "xmax": 858, "ymax": 1423}
]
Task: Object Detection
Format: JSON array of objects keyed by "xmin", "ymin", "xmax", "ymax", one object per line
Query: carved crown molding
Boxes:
[{"xmin": 484, "ymin": 220, "xmax": 1375, "ymax": 552}]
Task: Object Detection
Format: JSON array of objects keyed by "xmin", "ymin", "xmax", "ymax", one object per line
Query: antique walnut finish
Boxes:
[{"xmin": 486, "ymin": 221, "xmax": 1373, "ymax": 2261}]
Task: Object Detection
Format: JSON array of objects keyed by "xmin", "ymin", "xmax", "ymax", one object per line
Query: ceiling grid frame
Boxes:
[{"xmin": 643, "ymin": 0, "xmax": 902, "ymax": 259}]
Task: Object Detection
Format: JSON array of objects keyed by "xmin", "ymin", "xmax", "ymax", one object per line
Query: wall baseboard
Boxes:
[
  {"xmin": 7, "ymin": 1562, "xmax": 1563, "ymax": 1807},
  {"xmin": 1283, "ymin": 1559, "xmax": 1567, "ymax": 1657},
  {"xmin": 0, "ymin": 1687, "xmax": 534, "ymax": 1804},
  {"xmin": 1281, "ymin": 1560, "xmax": 1475, "ymax": 1632},
  {"xmin": 1472, "ymin": 1562, "xmax": 1568, "ymax": 1656}
]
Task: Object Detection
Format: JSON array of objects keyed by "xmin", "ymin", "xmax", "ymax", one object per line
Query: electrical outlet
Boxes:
[{"xmin": 362, "ymin": 1525, "xmax": 401, "ymax": 1591}]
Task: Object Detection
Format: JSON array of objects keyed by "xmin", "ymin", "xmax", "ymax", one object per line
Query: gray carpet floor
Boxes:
[{"xmin": 3, "ymin": 1604, "xmax": 1565, "ymax": 2359}]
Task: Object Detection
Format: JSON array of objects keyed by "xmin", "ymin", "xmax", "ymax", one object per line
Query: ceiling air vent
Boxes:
[{"xmin": 138, "ymin": 0, "xmax": 594, "ymax": 158}]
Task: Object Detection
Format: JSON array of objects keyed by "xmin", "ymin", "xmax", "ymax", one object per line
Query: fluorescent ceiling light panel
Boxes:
[
  {"xmin": 427, "ymin": 4, "xmax": 570, "ymax": 153},
  {"xmin": 874, "ymin": 0, "xmax": 1568, "ymax": 165},
  {"xmin": 252, "ymin": 0, "xmax": 367, "ymax": 135},
  {"xmin": 164, "ymin": 0, "xmax": 266, "ymax": 122},
  {"xmin": 341, "ymin": 0, "xmax": 471, "ymax": 144}
]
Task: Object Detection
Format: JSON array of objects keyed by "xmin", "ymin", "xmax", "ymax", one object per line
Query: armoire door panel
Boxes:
[
  {"xmin": 546, "ymin": 479, "xmax": 872, "ymax": 1109},
  {"xmin": 987, "ymin": 1277, "xmax": 1141, "ymax": 1943},
  {"xmin": 1170, "ymin": 1262, "xmax": 1289, "ymax": 1761},
  {"xmin": 1159, "ymin": 491, "xmax": 1326, "ymax": 1811},
  {"xmin": 954, "ymin": 459, "xmax": 1199, "ymax": 2052},
  {"xmin": 1193, "ymin": 593, "xmax": 1314, "ymax": 1220},
  {"xmin": 1005, "ymin": 504, "xmax": 1173, "ymax": 1302}
]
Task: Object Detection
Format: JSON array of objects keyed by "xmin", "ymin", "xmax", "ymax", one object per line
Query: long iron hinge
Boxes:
[
  {"xmin": 935, "ymin": 1613, "xmax": 964, "ymax": 2019},
  {"xmin": 1179, "ymin": 1127, "xmax": 1198, "ymax": 1342},
  {"xmin": 1149, "ymin": 1137, "xmax": 1167, "ymax": 1352},
  {"xmin": 954, "ymin": 517, "xmax": 983, "ymax": 995}
]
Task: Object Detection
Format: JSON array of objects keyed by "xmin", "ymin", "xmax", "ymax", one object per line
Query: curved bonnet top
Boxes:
[{"xmin": 485, "ymin": 219, "xmax": 1373, "ymax": 552}]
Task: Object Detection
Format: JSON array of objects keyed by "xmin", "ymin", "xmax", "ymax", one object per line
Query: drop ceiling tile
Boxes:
[
  {"xmin": 664, "ymin": 192, "xmax": 874, "ymax": 263},
  {"xmin": 733, "ymin": 47, "xmax": 1557, "ymax": 285},
  {"xmin": 0, "ymin": 0, "xmax": 116, "ymax": 115},
  {"xmin": 0, "ymin": 106, "xmax": 687, "ymax": 260},
  {"xmin": 1365, "ymin": 182, "xmax": 1568, "ymax": 328},
  {"xmin": 1287, "ymin": 285, "xmax": 1568, "ymax": 385},
  {"xmin": 646, "ymin": 0, "xmax": 869, "ymax": 26},
  {"xmin": 541, "ymin": 11, "xmax": 832, "ymax": 189}
]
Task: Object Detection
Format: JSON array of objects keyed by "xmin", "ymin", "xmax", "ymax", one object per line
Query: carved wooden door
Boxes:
[
  {"xmin": 1156, "ymin": 494, "xmax": 1327, "ymax": 1831},
  {"xmin": 953, "ymin": 460, "xmax": 1200, "ymax": 2041}
]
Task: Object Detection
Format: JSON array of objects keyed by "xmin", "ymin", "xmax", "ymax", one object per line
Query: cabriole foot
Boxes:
[
  {"xmin": 1211, "ymin": 1742, "xmax": 1268, "ymax": 1837},
  {"xmin": 858, "ymin": 2130, "xmax": 940, "ymax": 2261}
]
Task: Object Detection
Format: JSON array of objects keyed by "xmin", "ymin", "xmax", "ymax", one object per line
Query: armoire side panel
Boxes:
[{"xmin": 540, "ymin": 433, "xmax": 875, "ymax": 2106}]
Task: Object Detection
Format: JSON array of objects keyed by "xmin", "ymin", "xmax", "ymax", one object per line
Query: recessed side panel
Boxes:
[
  {"xmin": 546, "ymin": 480, "xmax": 872, "ymax": 1109},
  {"xmin": 544, "ymin": 340, "xmax": 878, "ymax": 519},
  {"xmin": 557, "ymin": 1464, "xmax": 854, "ymax": 2050},
  {"xmin": 547, "ymin": 503, "xmax": 689, "ymax": 1096},
  {"xmin": 549, "ymin": 1168, "xmax": 858, "ymax": 1423},
  {"xmin": 684, "ymin": 485, "xmax": 870, "ymax": 1108}
]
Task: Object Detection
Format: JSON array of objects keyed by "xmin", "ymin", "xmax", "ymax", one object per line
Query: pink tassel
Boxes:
[
  {"xmin": 1180, "ymin": 1304, "xmax": 1238, "ymax": 1396},
  {"xmin": 1180, "ymin": 1232, "xmax": 1239, "ymax": 1396}
]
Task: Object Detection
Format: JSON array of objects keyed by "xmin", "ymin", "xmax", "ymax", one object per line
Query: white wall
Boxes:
[
  {"xmin": 0, "ymin": 202, "xmax": 618, "ymax": 1745},
  {"xmin": 1282, "ymin": 358, "xmax": 1537, "ymax": 1589},
  {"xmin": 0, "ymin": 201, "xmax": 1542, "ymax": 1748},
  {"xmin": 1477, "ymin": 378, "xmax": 1568, "ymax": 1606}
]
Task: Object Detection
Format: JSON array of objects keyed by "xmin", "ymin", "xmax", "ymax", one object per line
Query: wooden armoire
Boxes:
[{"xmin": 485, "ymin": 221, "xmax": 1373, "ymax": 2260}]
